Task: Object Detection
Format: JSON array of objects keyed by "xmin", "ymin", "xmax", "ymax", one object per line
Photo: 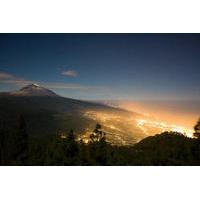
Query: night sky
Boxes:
[{"xmin": 0, "ymin": 34, "xmax": 199, "ymax": 100}]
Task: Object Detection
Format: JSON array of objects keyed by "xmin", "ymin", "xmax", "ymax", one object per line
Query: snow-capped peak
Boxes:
[
  {"xmin": 11, "ymin": 84, "xmax": 58, "ymax": 97},
  {"xmin": 32, "ymin": 83, "xmax": 40, "ymax": 87}
]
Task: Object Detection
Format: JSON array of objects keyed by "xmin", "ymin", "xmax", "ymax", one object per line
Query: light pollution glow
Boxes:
[
  {"xmin": 102, "ymin": 100, "xmax": 199, "ymax": 135},
  {"xmin": 79, "ymin": 110, "xmax": 194, "ymax": 145},
  {"xmin": 136, "ymin": 119, "xmax": 193, "ymax": 138}
]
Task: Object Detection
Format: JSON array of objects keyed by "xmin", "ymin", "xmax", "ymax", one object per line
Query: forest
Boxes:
[{"xmin": 0, "ymin": 116, "xmax": 200, "ymax": 166}]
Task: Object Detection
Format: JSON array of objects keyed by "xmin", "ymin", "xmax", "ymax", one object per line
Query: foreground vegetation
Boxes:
[{"xmin": 0, "ymin": 116, "xmax": 200, "ymax": 166}]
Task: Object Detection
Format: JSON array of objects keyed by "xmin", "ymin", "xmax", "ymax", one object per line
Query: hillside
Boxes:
[
  {"xmin": 0, "ymin": 85, "xmax": 199, "ymax": 165},
  {"xmin": 0, "ymin": 84, "xmax": 147, "ymax": 145}
]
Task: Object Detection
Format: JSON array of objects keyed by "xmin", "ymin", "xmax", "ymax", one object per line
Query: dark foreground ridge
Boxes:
[{"xmin": 0, "ymin": 118, "xmax": 200, "ymax": 166}]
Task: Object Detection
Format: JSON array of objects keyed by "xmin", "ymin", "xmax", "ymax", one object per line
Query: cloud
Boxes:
[
  {"xmin": 42, "ymin": 82, "xmax": 88, "ymax": 90},
  {"xmin": 0, "ymin": 71, "xmax": 110, "ymax": 96},
  {"xmin": 0, "ymin": 71, "xmax": 33, "ymax": 86},
  {"xmin": 1, "ymin": 79, "xmax": 33, "ymax": 85},
  {"xmin": 0, "ymin": 71, "xmax": 88, "ymax": 90},
  {"xmin": 62, "ymin": 70, "xmax": 78, "ymax": 77},
  {"xmin": 0, "ymin": 72, "xmax": 15, "ymax": 79}
]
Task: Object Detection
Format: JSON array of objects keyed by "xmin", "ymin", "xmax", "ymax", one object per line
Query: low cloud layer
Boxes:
[
  {"xmin": 0, "ymin": 72, "xmax": 15, "ymax": 79},
  {"xmin": 0, "ymin": 71, "xmax": 91, "ymax": 90},
  {"xmin": 43, "ymin": 82, "xmax": 88, "ymax": 90},
  {"xmin": 0, "ymin": 72, "xmax": 33, "ymax": 86},
  {"xmin": 61, "ymin": 70, "xmax": 78, "ymax": 77}
]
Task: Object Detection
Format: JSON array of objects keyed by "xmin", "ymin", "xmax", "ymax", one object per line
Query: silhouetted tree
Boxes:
[
  {"xmin": 29, "ymin": 137, "xmax": 47, "ymax": 165},
  {"xmin": 46, "ymin": 137, "xmax": 64, "ymax": 165},
  {"xmin": 90, "ymin": 123, "xmax": 105, "ymax": 142},
  {"xmin": 79, "ymin": 140, "xmax": 92, "ymax": 165},
  {"xmin": 9, "ymin": 115, "xmax": 28, "ymax": 165},
  {"xmin": 194, "ymin": 118, "xmax": 200, "ymax": 139},
  {"xmin": 0, "ymin": 128, "xmax": 4, "ymax": 165},
  {"xmin": 66, "ymin": 130, "xmax": 78, "ymax": 154},
  {"xmin": 89, "ymin": 124, "xmax": 108, "ymax": 165},
  {"xmin": 46, "ymin": 130, "xmax": 79, "ymax": 166},
  {"xmin": 0, "ymin": 118, "xmax": 6, "ymax": 165},
  {"xmin": 63, "ymin": 129, "xmax": 79, "ymax": 165}
]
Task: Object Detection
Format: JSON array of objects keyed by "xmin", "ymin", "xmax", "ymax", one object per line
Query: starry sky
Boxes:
[{"xmin": 0, "ymin": 33, "xmax": 199, "ymax": 100}]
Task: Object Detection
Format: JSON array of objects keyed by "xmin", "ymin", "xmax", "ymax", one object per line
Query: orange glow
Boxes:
[
  {"xmin": 80, "ymin": 109, "xmax": 195, "ymax": 145},
  {"xmin": 136, "ymin": 118, "xmax": 194, "ymax": 138}
]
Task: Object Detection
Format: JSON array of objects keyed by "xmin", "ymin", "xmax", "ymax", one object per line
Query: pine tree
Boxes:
[
  {"xmin": 0, "ymin": 128, "xmax": 4, "ymax": 165},
  {"xmin": 63, "ymin": 129, "xmax": 79, "ymax": 165},
  {"xmin": 89, "ymin": 124, "xmax": 108, "ymax": 165},
  {"xmin": 90, "ymin": 123, "xmax": 105, "ymax": 142},
  {"xmin": 194, "ymin": 118, "xmax": 200, "ymax": 139},
  {"xmin": 9, "ymin": 115, "xmax": 28, "ymax": 165},
  {"xmin": 0, "ymin": 118, "xmax": 6, "ymax": 165}
]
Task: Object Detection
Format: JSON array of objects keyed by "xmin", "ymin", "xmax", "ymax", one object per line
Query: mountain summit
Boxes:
[{"xmin": 11, "ymin": 84, "xmax": 58, "ymax": 96}]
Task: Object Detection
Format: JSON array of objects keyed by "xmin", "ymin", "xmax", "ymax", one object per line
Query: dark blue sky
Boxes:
[{"xmin": 0, "ymin": 34, "xmax": 199, "ymax": 100}]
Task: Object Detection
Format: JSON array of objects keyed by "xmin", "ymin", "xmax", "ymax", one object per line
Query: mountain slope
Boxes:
[{"xmin": 0, "ymin": 85, "xmax": 147, "ymax": 145}]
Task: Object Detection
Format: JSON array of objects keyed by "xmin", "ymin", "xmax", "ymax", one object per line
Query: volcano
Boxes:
[
  {"xmin": 10, "ymin": 84, "xmax": 58, "ymax": 97},
  {"xmin": 0, "ymin": 84, "xmax": 148, "ymax": 145}
]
